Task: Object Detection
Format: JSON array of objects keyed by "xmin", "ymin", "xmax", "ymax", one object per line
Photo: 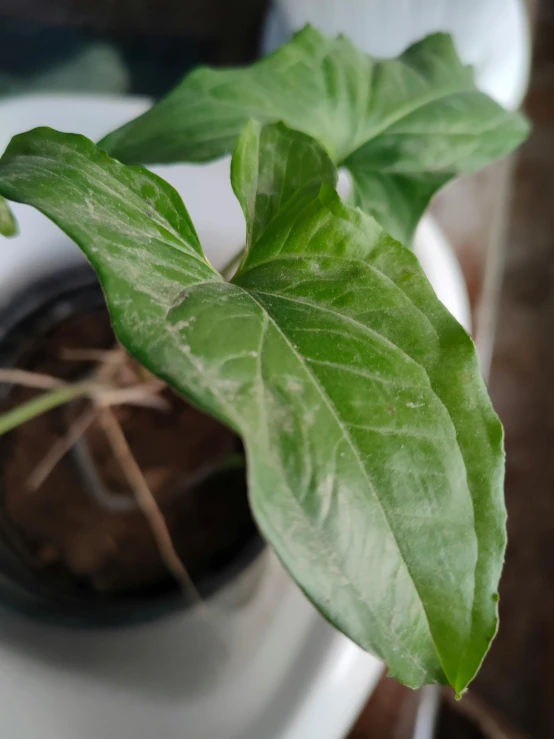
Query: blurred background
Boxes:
[{"xmin": 0, "ymin": 0, "xmax": 548, "ymax": 737}]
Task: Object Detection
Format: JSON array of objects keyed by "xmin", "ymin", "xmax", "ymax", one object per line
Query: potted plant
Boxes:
[{"xmin": 0, "ymin": 25, "xmax": 527, "ymax": 727}]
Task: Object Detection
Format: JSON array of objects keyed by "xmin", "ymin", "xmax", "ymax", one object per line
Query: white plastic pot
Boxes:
[
  {"xmin": 0, "ymin": 95, "xmax": 469, "ymax": 739},
  {"xmin": 262, "ymin": 0, "xmax": 530, "ymax": 112}
]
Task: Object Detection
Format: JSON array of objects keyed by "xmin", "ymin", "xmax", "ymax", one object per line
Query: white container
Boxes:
[
  {"xmin": 262, "ymin": 0, "xmax": 530, "ymax": 112},
  {"xmin": 0, "ymin": 95, "xmax": 469, "ymax": 739}
]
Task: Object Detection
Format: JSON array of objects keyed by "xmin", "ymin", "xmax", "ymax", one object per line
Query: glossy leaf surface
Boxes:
[
  {"xmin": 0, "ymin": 124, "xmax": 505, "ymax": 692},
  {"xmin": 99, "ymin": 28, "xmax": 529, "ymax": 243}
]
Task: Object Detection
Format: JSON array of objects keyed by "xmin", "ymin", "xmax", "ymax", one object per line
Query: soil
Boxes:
[{"xmin": 0, "ymin": 306, "xmax": 256, "ymax": 594}]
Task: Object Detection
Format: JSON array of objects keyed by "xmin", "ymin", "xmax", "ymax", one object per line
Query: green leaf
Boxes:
[
  {"xmin": 99, "ymin": 27, "xmax": 529, "ymax": 244},
  {"xmin": 0, "ymin": 124, "xmax": 505, "ymax": 694},
  {"xmin": 0, "ymin": 194, "xmax": 17, "ymax": 236},
  {"xmin": 0, "ymin": 127, "xmax": 218, "ymax": 344},
  {"xmin": 231, "ymin": 119, "xmax": 337, "ymax": 252}
]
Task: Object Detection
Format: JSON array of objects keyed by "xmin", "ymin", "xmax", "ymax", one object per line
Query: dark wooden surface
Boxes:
[
  {"xmin": 347, "ymin": 678, "xmax": 419, "ymax": 739},
  {"xmin": 468, "ymin": 4, "xmax": 554, "ymax": 736}
]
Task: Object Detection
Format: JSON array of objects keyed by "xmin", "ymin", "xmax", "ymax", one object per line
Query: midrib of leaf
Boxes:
[
  {"xmin": 344, "ymin": 83, "xmax": 476, "ymax": 163},
  {"xmin": 161, "ymin": 66, "xmax": 475, "ymax": 168},
  {"xmin": 235, "ymin": 151, "xmax": 479, "ymax": 686},
  {"xmin": 249, "ymin": 284, "xmax": 437, "ymax": 357},
  {"xmin": 239, "ymin": 229, "xmax": 482, "ymax": 684},
  {"xmin": 251, "ymin": 433, "xmax": 435, "ymax": 681},
  {"xmin": 247, "ymin": 301, "xmax": 433, "ymax": 682},
  {"xmin": 347, "ymin": 51, "xmax": 374, "ymax": 160},
  {"xmin": 241, "ymin": 284, "xmax": 457, "ymax": 684},
  {"xmin": 250, "ymin": 408, "xmax": 434, "ymax": 679},
  {"xmin": 352, "ymin": 253, "xmax": 486, "ymax": 692}
]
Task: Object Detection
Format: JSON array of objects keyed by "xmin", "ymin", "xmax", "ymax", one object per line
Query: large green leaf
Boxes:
[
  {"xmin": 0, "ymin": 124, "xmax": 505, "ymax": 693},
  {"xmin": 99, "ymin": 27, "xmax": 529, "ymax": 243},
  {"xmin": 0, "ymin": 194, "xmax": 17, "ymax": 236}
]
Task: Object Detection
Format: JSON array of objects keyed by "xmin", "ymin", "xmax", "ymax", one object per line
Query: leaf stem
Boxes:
[
  {"xmin": 220, "ymin": 247, "xmax": 245, "ymax": 280},
  {"xmin": 0, "ymin": 381, "xmax": 99, "ymax": 436}
]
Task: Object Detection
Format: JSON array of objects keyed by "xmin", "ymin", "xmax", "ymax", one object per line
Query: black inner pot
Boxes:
[{"xmin": 0, "ymin": 266, "xmax": 263, "ymax": 627}]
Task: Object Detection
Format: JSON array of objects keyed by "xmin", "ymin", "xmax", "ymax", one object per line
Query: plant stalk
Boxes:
[
  {"xmin": 0, "ymin": 381, "xmax": 99, "ymax": 436},
  {"xmin": 220, "ymin": 247, "xmax": 245, "ymax": 280}
]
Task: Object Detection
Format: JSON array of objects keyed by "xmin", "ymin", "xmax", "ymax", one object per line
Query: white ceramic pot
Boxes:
[
  {"xmin": 0, "ymin": 95, "xmax": 469, "ymax": 739},
  {"xmin": 262, "ymin": 0, "xmax": 530, "ymax": 112}
]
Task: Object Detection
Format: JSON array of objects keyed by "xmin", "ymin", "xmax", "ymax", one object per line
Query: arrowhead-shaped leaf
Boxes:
[
  {"xmin": 0, "ymin": 123, "xmax": 505, "ymax": 693},
  {"xmin": 99, "ymin": 27, "xmax": 529, "ymax": 243}
]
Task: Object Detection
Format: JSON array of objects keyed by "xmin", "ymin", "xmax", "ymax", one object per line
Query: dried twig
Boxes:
[
  {"xmin": 0, "ymin": 368, "xmax": 66, "ymax": 390},
  {"xmin": 97, "ymin": 406, "xmax": 197, "ymax": 593},
  {"xmin": 59, "ymin": 347, "xmax": 125, "ymax": 364},
  {"xmin": 27, "ymin": 407, "xmax": 98, "ymax": 491},
  {"xmin": 3, "ymin": 355, "xmax": 169, "ymax": 488},
  {"xmin": 94, "ymin": 379, "xmax": 169, "ymax": 411},
  {"xmin": 98, "ymin": 406, "xmax": 228, "ymax": 653}
]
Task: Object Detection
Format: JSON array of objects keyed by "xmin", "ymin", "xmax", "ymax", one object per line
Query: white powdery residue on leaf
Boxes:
[
  {"xmin": 315, "ymin": 472, "xmax": 337, "ymax": 525},
  {"xmin": 171, "ymin": 317, "xmax": 197, "ymax": 331},
  {"xmin": 303, "ymin": 405, "xmax": 319, "ymax": 428},
  {"xmin": 285, "ymin": 376, "xmax": 302, "ymax": 393}
]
